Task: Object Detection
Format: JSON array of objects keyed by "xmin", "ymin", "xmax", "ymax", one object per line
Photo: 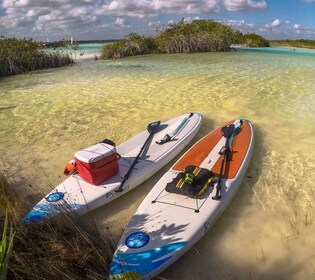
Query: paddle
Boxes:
[
  {"xmin": 156, "ymin": 112, "xmax": 194, "ymax": 145},
  {"xmin": 115, "ymin": 120, "xmax": 161, "ymax": 192},
  {"xmin": 211, "ymin": 124, "xmax": 237, "ymax": 200}
]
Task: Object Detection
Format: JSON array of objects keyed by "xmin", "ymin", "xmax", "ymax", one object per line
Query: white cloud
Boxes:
[
  {"xmin": 148, "ymin": 21, "xmax": 161, "ymax": 27},
  {"xmin": 264, "ymin": 19, "xmax": 281, "ymax": 29},
  {"xmin": 0, "ymin": 0, "xmax": 313, "ymax": 41},
  {"xmin": 99, "ymin": 1, "xmax": 157, "ymax": 18},
  {"xmin": 291, "ymin": 23, "xmax": 315, "ymax": 36},
  {"xmin": 293, "ymin": 24, "xmax": 301, "ymax": 30},
  {"xmin": 223, "ymin": 19, "xmax": 256, "ymax": 33},
  {"xmin": 0, "ymin": 0, "xmax": 101, "ymax": 38},
  {"xmin": 270, "ymin": 19, "xmax": 281, "ymax": 27},
  {"xmin": 2, "ymin": 0, "xmax": 97, "ymax": 9},
  {"xmin": 224, "ymin": 0, "xmax": 267, "ymax": 11},
  {"xmin": 115, "ymin": 17, "xmax": 129, "ymax": 27},
  {"xmin": 226, "ymin": 19, "xmax": 246, "ymax": 26},
  {"xmin": 98, "ymin": 0, "xmax": 221, "ymax": 18},
  {"xmin": 182, "ymin": 16, "xmax": 203, "ymax": 23},
  {"xmin": 26, "ymin": 8, "xmax": 51, "ymax": 17},
  {"xmin": 0, "ymin": 0, "xmax": 270, "ymax": 39}
]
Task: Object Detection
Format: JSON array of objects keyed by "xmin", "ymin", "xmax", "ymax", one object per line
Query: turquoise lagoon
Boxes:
[
  {"xmin": 44, "ymin": 42, "xmax": 107, "ymax": 60},
  {"xmin": 1, "ymin": 47, "xmax": 315, "ymax": 279}
]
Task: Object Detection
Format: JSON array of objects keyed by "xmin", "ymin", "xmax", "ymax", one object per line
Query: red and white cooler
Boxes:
[{"xmin": 75, "ymin": 143, "xmax": 119, "ymax": 185}]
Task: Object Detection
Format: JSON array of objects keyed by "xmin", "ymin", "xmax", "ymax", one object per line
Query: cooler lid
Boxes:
[{"xmin": 74, "ymin": 143, "xmax": 116, "ymax": 163}]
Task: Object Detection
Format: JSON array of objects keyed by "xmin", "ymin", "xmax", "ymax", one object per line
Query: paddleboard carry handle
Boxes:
[
  {"xmin": 212, "ymin": 120, "xmax": 243, "ymax": 200},
  {"xmin": 156, "ymin": 113, "xmax": 194, "ymax": 145},
  {"xmin": 115, "ymin": 120, "xmax": 161, "ymax": 192}
]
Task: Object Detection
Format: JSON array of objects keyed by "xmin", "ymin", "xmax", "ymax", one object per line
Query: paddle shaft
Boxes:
[
  {"xmin": 115, "ymin": 121, "xmax": 160, "ymax": 192},
  {"xmin": 156, "ymin": 113, "xmax": 194, "ymax": 145},
  {"xmin": 171, "ymin": 112, "xmax": 194, "ymax": 137},
  {"xmin": 212, "ymin": 121, "xmax": 242, "ymax": 200},
  {"xmin": 212, "ymin": 139, "xmax": 229, "ymax": 199},
  {"xmin": 218, "ymin": 142, "xmax": 229, "ymax": 186}
]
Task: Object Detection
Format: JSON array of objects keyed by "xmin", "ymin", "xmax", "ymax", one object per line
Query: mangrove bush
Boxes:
[
  {"xmin": 101, "ymin": 33, "xmax": 156, "ymax": 59},
  {"xmin": 0, "ymin": 38, "xmax": 73, "ymax": 78},
  {"xmin": 156, "ymin": 19, "xmax": 243, "ymax": 53},
  {"xmin": 243, "ymin": 33, "xmax": 270, "ymax": 47},
  {"xmin": 102, "ymin": 19, "xmax": 244, "ymax": 59}
]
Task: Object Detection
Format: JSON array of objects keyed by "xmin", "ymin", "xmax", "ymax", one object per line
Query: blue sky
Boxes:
[{"xmin": 0, "ymin": 0, "xmax": 315, "ymax": 41}]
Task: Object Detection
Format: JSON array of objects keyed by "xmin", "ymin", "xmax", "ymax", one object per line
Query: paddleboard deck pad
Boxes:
[
  {"xmin": 110, "ymin": 119, "xmax": 254, "ymax": 280},
  {"xmin": 24, "ymin": 113, "xmax": 203, "ymax": 224}
]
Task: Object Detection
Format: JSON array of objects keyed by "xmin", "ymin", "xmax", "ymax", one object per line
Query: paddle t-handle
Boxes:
[{"xmin": 115, "ymin": 120, "xmax": 161, "ymax": 192}]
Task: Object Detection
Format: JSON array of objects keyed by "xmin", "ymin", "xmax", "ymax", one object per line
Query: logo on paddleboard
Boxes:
[
  {"xmin": 125, "ymin": 232, "xmax": 150, "ymax": 249},
  {"xmin": 45, "ymin": 191, "xmax": 64, "ymax": 202}
]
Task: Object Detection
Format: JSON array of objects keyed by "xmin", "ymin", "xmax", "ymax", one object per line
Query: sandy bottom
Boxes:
[
  {"xmin": 75, "ymin": 52, "xmax": 99, "ymax": 60},
  {"xmin": 1, "ymin": 51, "xmax": 315, "ymax": 279}
]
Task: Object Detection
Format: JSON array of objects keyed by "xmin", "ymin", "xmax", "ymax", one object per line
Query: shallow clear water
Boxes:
[
  {"xmin": 238, "ymin": 46, "xmax": 315, "ymax": 57},
  {"xmin": 1, "ymin": 48, "xmax": 315, "ymax": 279}
]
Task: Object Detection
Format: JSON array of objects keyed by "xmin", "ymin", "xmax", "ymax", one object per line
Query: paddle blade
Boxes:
[
  {"xmin": 221, "ymin": 124, "xmax": 235, "ymax": 139},
  {"xmin": 147, "ymin": 121, "xmax": 161, "ymax": 134}
]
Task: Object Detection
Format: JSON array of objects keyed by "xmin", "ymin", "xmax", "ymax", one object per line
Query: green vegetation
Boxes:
[
  {"xmin": 156, "ymin": 19, "xmax": 243, "ymax": 53},
  {"xmin": 243, "ymin": 33, "xmax": 270, "ymax": 47},
  {"xmin": 101, "ymin": 19, "xmax": 244, "ymax": 59},
  {"xmin": 271, "ymin": 39, "xmax": 315, "ymax": 49},
  {"xmin": 101, "ymin": 33, "xmax": 157, "ymax": 59},
  {"xmin": 0, "ymin": 213, "xmax": 15, "ymax": 280},
  {"xmin": 0, "ymin": 38, "xmax": 73, "ymax": 78},
  {"xmin": 0, "ymin": 174, "xmax": 116, "ymax": 280}
]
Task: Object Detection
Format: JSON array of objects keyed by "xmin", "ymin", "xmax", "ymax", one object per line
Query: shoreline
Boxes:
[
  {"xmin": 270, "ymin": 45, "xmax": 315, "ymax": 51},
  {"xmin": 71, "ymin": 52, "xmax": 100, "ymax": 61}
]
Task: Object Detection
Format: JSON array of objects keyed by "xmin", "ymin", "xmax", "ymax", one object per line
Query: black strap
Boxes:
[
  {"xmin": 156, "ymin": 134, "xmax": 171, "ymax": 145},
  {"xmin": 99, "ymin": 138, "xmax": 115, "ymax": 146}
]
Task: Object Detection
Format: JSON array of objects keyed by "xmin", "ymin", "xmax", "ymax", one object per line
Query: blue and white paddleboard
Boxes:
[
  {"xmin": 110, "ymin": 119, "xmax": 254, "ymax": 279},
  {"xmin": 24, "ymin": 113, "xmax": 203, "ymax": 224}
]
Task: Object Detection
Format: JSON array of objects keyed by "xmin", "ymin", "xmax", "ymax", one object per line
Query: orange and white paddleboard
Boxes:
[{"xmin": 110, "ymin": 119, "xmax": 254, "ymax": 280}]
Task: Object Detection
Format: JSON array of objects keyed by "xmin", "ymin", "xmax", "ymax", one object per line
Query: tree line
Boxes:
[{"xmin": 270, "ymin": 39, "xmax": 315, "ymax": 49}]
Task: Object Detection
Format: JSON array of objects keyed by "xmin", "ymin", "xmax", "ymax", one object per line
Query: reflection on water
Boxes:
[{"xmin": 1, "ymin": 49, "xmax": 315, "ymax": 279}]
